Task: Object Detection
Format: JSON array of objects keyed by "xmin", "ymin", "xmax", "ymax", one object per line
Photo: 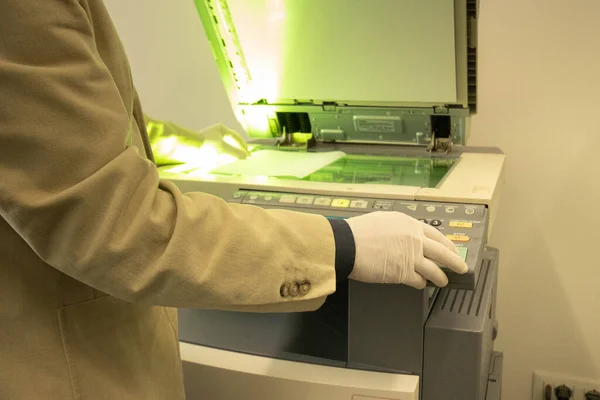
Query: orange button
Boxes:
[
  {"xmin": 449, "ymin": 221, "xmax": 473, "ymax": 229},
  {"xmin": 446, "ymin": 234, "xmax": 470, "ymax": 242}
]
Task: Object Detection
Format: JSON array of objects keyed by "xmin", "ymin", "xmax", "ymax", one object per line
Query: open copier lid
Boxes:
[
  {"xmin": 161, "ymin": 0, "xmax": 504, "ymax": 238},
  {"xmin": 160, "ymin": 0, "xmax": 504, "ymax": 236},
  {"xmin": 194, "ymin": 0, "xmax": 478, "ymax": 146},
  {"xmin": 161, "ymin": 0, "xmax": 503, "ymax": 232}
]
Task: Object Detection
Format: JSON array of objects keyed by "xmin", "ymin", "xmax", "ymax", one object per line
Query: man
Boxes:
[{"xmin": 0, "ymin": 1, "xmax": 468, "ymax": 399}]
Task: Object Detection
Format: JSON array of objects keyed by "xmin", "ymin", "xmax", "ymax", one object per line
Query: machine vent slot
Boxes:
[
  {"xmin": 474, "ymin": 259, "xmax": 491, "ymax": 316},
  {"xmin": 439, "ymin": 258, "xmax": 491, "ymax": 317},
  {"xmin": 467, "ymin": 48, "xmax": 477, "ymax": 113},
  {"xmin": 440, "ymin": 289, "xmax": 451, "ymax": 310},
  {"xmin": 458, "ymin": 290, "xmax": 469, "ymax": 313},
  {"xmin": 466, "ymin": 0, "xmax": 478, "ymax": 113},
  {"xmin": 277, "ymin": 112, "xmax": 312, "ymax": 134},
  {"xmin": 466, "ymin": 0, "xmax": 478, "ymax": 16}
]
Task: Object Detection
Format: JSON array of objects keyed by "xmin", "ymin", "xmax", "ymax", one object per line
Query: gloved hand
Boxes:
[
  {"xmin": 194, "ymin": 123, "xmax": 250, "ymax": 160},
  {"xmin": 346, "ymin": 212, "xmax": 468, "ymax": 288},
  {"xmin": 146, "ymin": 116, "xmax": 250, "ymax": 166}
]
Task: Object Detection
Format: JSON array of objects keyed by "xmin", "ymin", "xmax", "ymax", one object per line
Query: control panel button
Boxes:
[
  {"xmin": 449, "ymin": 221, "xmax": 473, "ymax": 228},
  {"xmin": 232, "ymin": 192, "xmax": 243, "ymax": 199},
  {"xmin": 264, "ymin": 195, "xmax": 273, "ymax": 201},
  {"xmin": 418, "ymin": 219, "xmax": 428, "ymax": 223},
  {"xmin": 249, "ymin": 194, "xmax": 258, "ymax": 200},
  {"xmin": 350, "ymin": 200, "xmax": 369, "ymax": 209},
  {"xmin": 426, "ymin": 206, "xmax": 436, "ymax": 212},
  {"xmin": 465, "ymin": 207, "xmax": 475, "ymax": 215},
  {"xmin": 457, "ymin": 247, "xmax": 468, "ymax": 262},
  {"xmin": 445, "ymin": 207, "xmax": 456, "ymax": 213},
  {"xmin": 314, "ymin": 197, "xmax": 332, "ymax": 206},
  {"xmin": 296, "ymin": 196, "xmax": 314, "ymax": 205},
  {"xmin": 279, "ymin": 195, "xmax": 297, "ymax": 204},
  {"xmin": 446, "ymin": 234, "xmax": 470, "ymax": 242},
  {"xmin": 430, "ymin": 220, "xmax": 442, "ymax": 227},
  {"xmin": 406, "ymin": 204, "xmax": 418, "ymax": 211},
  {"xmin": 331, "ymin": 199, "xmax": 350, "ymax": 208}
]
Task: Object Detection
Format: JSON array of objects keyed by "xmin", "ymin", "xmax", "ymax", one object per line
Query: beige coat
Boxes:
[{"xmin": 0, "ymin": 1, "xmax": 337, "ymax": 398}]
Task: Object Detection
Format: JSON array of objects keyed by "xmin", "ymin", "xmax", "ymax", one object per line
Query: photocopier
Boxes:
[{"xmin": 158, "ymin": 1, "xmax": 506, "ymax": 399}]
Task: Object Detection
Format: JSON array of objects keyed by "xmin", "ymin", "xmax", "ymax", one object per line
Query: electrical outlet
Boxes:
[{"xmin": 533, "ymin": 371, "xmax": 600, "ymax": 400}]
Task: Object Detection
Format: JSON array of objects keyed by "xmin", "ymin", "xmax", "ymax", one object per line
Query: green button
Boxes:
[{"xmin": 457, "ymin": 247, "xmax": 468, "ymax": 261}]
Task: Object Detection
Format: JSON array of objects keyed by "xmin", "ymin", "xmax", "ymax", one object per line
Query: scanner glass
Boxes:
[{"xmin": 164, "ymin": 152, "xmax": 456, "ymax": 189}]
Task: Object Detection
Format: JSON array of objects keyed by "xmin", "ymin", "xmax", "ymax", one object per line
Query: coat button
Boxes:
[
  {"xmin": 289, "ymin": 282, "xmax": 300, "ymax": 297},
  {"xmin": 280, "ymin": 283, "xmax": 290, "ymax": 297},
  {"xmin": 299, "ymin": 280, "xmax": 311, "ymax": 295}
]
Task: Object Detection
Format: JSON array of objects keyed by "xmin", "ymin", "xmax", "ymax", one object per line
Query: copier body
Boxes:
[{"xmin": 157, "ymin": 1, "xmax": 506, "ymax": 398}]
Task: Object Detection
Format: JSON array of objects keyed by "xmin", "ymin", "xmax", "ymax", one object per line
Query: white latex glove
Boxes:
[
  {"xmin": 146, "ymin": 117, "xmax": 251, "ymax": 166},
  {"xmin": 346, "ymin": 212, "xmax": 469, "ymax": 289}
]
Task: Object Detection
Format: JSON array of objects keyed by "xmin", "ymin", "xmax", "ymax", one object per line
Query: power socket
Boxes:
[{"xmin": 533, "ymin": 371, "xmax": 600, "ymax": 399}]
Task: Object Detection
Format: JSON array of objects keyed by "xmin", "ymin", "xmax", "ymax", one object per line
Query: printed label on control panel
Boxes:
[{"xmin": 354, "ymin": 116, "xmax": 398, "ymax": 133}]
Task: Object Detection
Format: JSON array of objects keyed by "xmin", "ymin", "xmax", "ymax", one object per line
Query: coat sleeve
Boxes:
[{"xmin": 0, "ymin": 0, "xmax": 337, "ymax": 311}]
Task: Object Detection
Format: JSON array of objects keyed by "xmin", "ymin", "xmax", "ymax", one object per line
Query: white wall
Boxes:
[
  {"xmin": 104, "ymin": 1, "xmax": 600, "ymax": 398},
  {"xmin": 103, "ymin": 0, "xmax": 243, "ymax": 133},
  {"xmin": 470, "ymin": 0, "xmax": 600, "ymax": 396}
]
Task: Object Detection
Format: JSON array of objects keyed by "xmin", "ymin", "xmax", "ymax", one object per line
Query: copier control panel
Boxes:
[{"xmin": 229, "ymin": 190, "xmax": 489, "ymax": 290}]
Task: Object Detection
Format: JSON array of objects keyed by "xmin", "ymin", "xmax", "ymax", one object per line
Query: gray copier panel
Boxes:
[{"xmin": 176, "ymin": 186, "xmax": 502, "ymax": 400}]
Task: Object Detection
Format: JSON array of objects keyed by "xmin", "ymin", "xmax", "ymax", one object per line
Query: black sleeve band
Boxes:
[{"xmin": 327, "ymin": 218, "xmax": 356, "ymax": 282}]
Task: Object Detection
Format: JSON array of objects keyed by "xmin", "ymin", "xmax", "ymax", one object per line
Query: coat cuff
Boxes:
[{"xmin": 327, "ymin": 218, "xmax": 356, "ymax": 282}]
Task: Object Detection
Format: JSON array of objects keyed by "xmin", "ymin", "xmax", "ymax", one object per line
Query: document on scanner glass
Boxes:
[{"xmin": 210, "ymin": 149, "xmax": 346, "ymax": 179}]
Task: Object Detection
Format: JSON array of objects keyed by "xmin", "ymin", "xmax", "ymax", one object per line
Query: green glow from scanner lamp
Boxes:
[
  {"xmin": 212, "ymin": 1, "xmax": 251, "ymax": 95},
  {"xmin": 222, "ymin": 134, "xmax": 244, "ymax": 150},
  {"xmin": 240, "ymin": 108, "xmax": 272, "ymax": 137},
  {"xmin": 240, "ymin": 109, "xmax": 314, "ymax": 142},
  {"xmin": 210, "ymin": 0, "xmax": 284, "ymax": 104},
  {"xmin": 155, "ymin": 137, "xmax": 238, "ymax": 173},
  {"xmin": 204, "ymin": 0, "xmax": 284, "ymax": 104}
]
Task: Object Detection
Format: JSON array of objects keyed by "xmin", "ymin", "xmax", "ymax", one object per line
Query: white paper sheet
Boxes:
[{"xmin": 210, "ymin": 150, "xmax": 346, "ymax": 179}]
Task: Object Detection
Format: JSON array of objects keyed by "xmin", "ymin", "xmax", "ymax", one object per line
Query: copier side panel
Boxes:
[{"xmin": 423, "ymin": 247, "xmax": 499, "ymax": 400}]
